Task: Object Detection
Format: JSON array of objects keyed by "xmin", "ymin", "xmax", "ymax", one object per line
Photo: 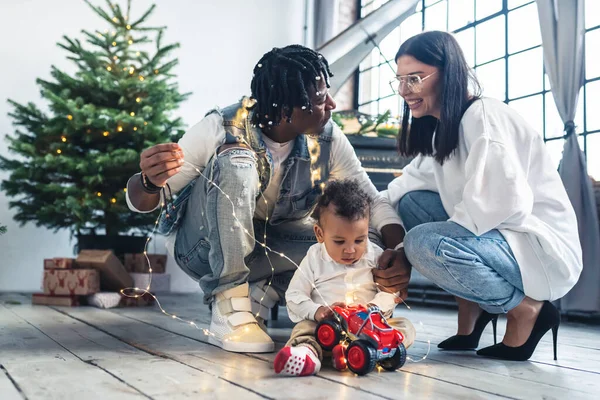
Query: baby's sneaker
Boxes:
[{"xmin": 274, "ymin": 345, "xmax": 321, "ymax": 377}]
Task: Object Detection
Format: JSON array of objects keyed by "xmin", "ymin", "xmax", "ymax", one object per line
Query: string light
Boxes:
[
  {"xmin": 136, "ymin": 51, "xmax": 141, "ymax": 56},
  {"xmin": 123, "ymin": 188, "xmax": 127, "ymax": 193},
  {"xmin": 139, "ymin": 75, "xmax": 145, "ymax": 81},
  {"xmin": 128, "ymin": 40, "xmax": 133, "ymax": 45},
  {"xmin": 112, "ymin": 41, "xmax": 117, "ymax": 47},
  {"xmin": 130, "ymin": 112, "xmax": 135, "ymax": 117},
  {"xmin": 129, "ymin": 67, "xmax": 135, "ymax": 75},
  {"xmin": 111, "ymin": 198, "xmax": 117, "ymax": 204},
  {"xmin": 133, "ymin": 127, "xmax": 138, "ymax": 131},
  {"xmin": 113, "ymin": 55, "xmax": 118, "ymax": 61},
  {"xmin": 154, "ymin": 69, "xmax": 159, "ymax": 74},
  {"xmin": 126, "ymin": 24, "xmax": 131, "ymax": 30},
  {"xmin": 118, "ymin": 156, "xmax": 429, "ymax": 367},
  {"xmin": 135, "ymin": 97, "xmax": 141, "ymax": 103},
  {"xmin": 117, "ymin": 126, "xmax": 123, "ymax": 132},
  {"xmin": 56, "ymin": 149, "xmax": 62, "ymax": 154},
  {"xmin": 103, "ymin": 131, "xmax": 109, "ymax": 137},
  {"xmin": 106, "ymin": 66, "xmax": 112, "ymax": 71},
  {"xmin": 97, "ymin": 192, "xmax": 102, "ymax": 197},
  {"xmin": 61, "ymin": 136, "xmax": 67, "ymax": 142},
  {"xmin": 67, "ymin": 115, "xmax": 73, "ymax": 120},
  {"xmin": 112, "ymin": 17, "xmax": 118, "ymax": 23}
]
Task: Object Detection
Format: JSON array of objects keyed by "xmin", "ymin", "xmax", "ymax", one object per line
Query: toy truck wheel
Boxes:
[
  {"xmin": 315, "ymin": 319, "xmax": 343, "ymax": 351},
  {"xmin": 346, "ymin": 340, "xmax": 377, "ymax": 376},
  {"xmin": 380, "ymin": 343, "xmax": 407, "ymax": 371}
]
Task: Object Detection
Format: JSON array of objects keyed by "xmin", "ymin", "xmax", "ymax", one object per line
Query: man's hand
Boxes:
[
  {"xmin": 373, "ymin": 247, "xmax": 412, "ymax": 301},
  {"xmin": 140, "ymin": 143, "xmax": 184, "ymax": 187},
  {"xmin": 314, "ymin": 302, "xmax": 346, "ymax": 322}
]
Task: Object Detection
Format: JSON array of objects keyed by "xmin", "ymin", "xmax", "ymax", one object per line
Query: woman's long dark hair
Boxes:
[{"xmin": 395, "ymin": 31, "xmax": 481, "ymax": 164}]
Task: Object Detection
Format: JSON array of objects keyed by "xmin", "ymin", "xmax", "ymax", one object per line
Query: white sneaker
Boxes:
[
  {"xmin": 249, "ymin": 279, "xmax": 281, "ymax": 320},
  {"xmin": 208, "ymin": 283, "xmax": 274, "ymax": 353}
]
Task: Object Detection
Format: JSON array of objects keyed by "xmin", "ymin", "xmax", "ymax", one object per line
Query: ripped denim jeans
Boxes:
[{"xmin": 173, "ymin": 148, "xmax": 318, "ymax": 303}]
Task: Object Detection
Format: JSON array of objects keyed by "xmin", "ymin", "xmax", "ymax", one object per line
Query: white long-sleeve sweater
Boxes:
[
  {"xmin": 285, "ymin": 240, "xmax": 397, "ymax": 323},
  {"xmin": 383, "ymin": 97, "xmax": 582, "ymax": 301}
]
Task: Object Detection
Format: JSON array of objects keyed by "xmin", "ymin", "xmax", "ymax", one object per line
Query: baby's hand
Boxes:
[
  {"xmin": 314, "ymin": 303, "xmax": 346, "ymax": 322},
  {"xmin": 315, "ymin": 306, "xmax": 333, "ymax": 322}
]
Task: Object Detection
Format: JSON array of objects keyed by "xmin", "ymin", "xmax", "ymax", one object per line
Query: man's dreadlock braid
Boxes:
[{"xmin": 249, "ymin": 45, "xmax": 333, "ymax": 127}]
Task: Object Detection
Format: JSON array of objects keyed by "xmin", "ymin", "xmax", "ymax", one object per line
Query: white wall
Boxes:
[{"xmin": 0, "ymin": 0, "xmax": 308, "ymax": 292}]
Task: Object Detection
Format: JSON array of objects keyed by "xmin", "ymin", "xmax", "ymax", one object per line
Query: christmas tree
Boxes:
[{"xmin": 0, "ymin": 0, "xmax": 189, "ymax": 238}]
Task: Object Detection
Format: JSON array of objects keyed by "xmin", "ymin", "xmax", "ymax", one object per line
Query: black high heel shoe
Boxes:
[
  {"xmin": 438, "ymin": 310, "xmax": 498, "ymax": 350},
  {"xmin": 476, "ymin": 301, "xmax": 560, "ymax": 361}
]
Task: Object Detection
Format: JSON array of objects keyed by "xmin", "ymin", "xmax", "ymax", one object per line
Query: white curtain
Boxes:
[
  {"xmin": 313, "ymin": 0, "xmax": 340, "ymax": 49},
  {"xmin": 537, "ymin": 0, "xmax": 600, "ymax": 313}
]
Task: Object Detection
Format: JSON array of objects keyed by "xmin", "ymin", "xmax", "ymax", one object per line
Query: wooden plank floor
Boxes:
[{"xmin": 1, "ymin": 293, "xmax": 598, "ymax": 400}]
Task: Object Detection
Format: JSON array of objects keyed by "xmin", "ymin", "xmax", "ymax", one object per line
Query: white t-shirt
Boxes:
[
  {"xmin": 127, "ymin": 112, "xmax": 402, "ymax": 256},
  {"xmin": 383, "ymin": 97, "xmax": 582, "ymax": 301},
  {"xmin": 254, "ymin": 134, "xmax": 294, "ymax": 220},
  {"xmin": 285, "ymin": 240, "xmax": 397, "ymax": 323}
]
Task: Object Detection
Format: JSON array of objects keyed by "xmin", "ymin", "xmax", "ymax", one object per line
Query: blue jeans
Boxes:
[
  {"xmin": 399, "ymin": 191, "xmax": 525, "ymax": 313},
  {"xmin": 174, "ymin": 148, "xmax": 319, "ymax": 303}
]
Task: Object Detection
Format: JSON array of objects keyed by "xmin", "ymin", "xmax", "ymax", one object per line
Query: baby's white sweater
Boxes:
[{"xmin": 286, "ymin": 240, "xmax": 397, "ymax": 323}]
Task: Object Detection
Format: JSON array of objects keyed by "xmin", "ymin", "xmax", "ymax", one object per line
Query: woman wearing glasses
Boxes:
[{"xmin": 383, "ymin": 31, "xmax": 582, "ymax": 361}]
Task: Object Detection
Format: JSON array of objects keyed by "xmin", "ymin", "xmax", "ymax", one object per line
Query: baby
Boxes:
[{"xmin": 274, "ymin": 179, "xmax": 415, "ymax": 376}]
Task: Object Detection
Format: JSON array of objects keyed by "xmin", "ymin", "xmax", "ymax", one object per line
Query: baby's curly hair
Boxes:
[{"xmin": 311, "ymin": 179, "xmax": 372, "ymax": 223}]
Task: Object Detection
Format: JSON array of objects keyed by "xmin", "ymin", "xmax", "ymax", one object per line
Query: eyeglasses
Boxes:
[{"xmin": 389, "ymin": 71, "xmax": 437, "ymax": 94}]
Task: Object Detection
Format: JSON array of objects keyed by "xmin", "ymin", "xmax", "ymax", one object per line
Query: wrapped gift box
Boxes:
[
  {"xmin": 130, "ymin": 273, "xmax": 171, "ymax": 293},
  {"xmin": 43, "ymin": 269, "xmax": 99, "ymax": 296},
  {"xmin": 124, "ymin": 253, "xmax": 167, "ymax": 274},
  {"xmin": 32, "ymin": 294, "xmax": 81, "ymax": 306},
  {"xmin": 76, "ymin": 250, "xmax": 133, "ymax": 291},
  {"xmin": 43, "ymin": 258, "xmax": 76, "ymax": 269}
]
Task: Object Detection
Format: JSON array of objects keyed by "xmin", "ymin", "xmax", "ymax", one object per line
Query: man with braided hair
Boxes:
[{"xmin": 127, "ymin": 45, "xmax": 409, "ymax": 353}]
